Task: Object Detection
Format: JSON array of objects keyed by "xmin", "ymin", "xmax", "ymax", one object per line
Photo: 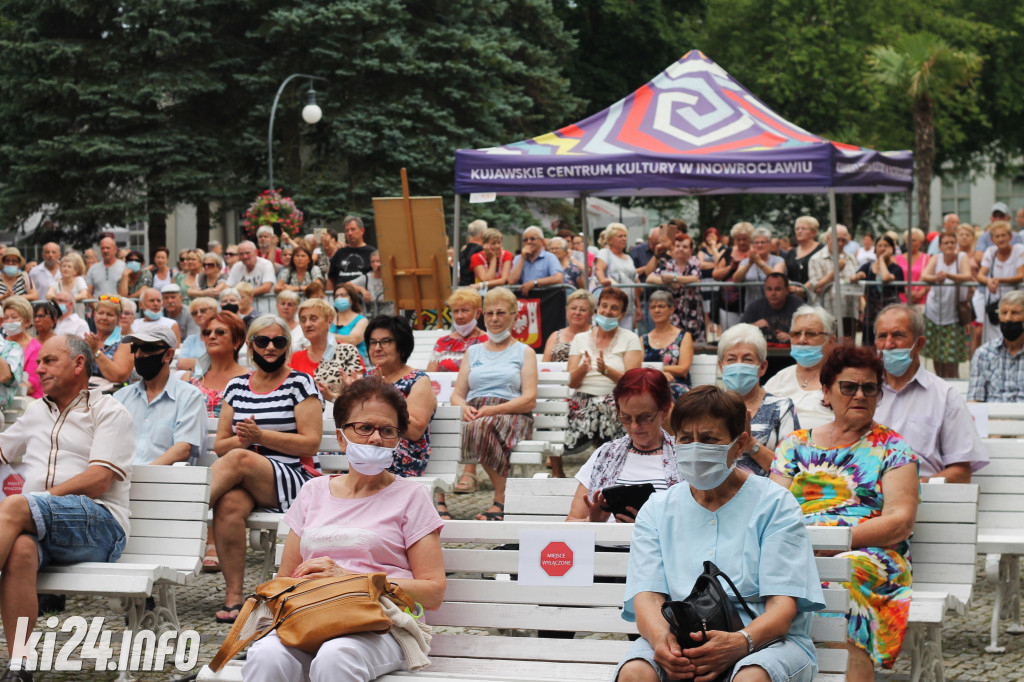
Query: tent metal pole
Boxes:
[
  {"xmin": 906, "ymin": 189, "xmax": 914, "ymax": 303},
  {"xmin": 580, "ymin": 193, "xmax": 591, "ymax": 283},
  {"xmin": 828, "ymin": 189, "xmax": 842, "ymax": 337},
  {"xmin": 452, "ymin": 194, "xmax": 462, "ymax": 287}
]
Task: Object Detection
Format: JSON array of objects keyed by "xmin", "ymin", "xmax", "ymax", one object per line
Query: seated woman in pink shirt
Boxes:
[{"xmin": 243, "ymin": 377, "xmax": 446, "ymax": 682}]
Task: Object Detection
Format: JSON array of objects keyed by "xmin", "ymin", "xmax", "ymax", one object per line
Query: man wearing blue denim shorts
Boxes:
[{"xmin": 0, "ymin": 335, "xmax": 136, "ymax": 681}]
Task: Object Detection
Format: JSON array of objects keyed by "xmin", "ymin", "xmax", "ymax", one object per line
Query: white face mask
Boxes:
[
  {"xmin": 341, "ymin": 431, "xmax": 395, "ymax": 476},
  {"xmin": 673, "ymin": 437, "xmax": 739, "ymax": 490},
  {"xmin": 488, "ymin": 328, "xmax": 512, "ymax": 343},
  {"xmin": 453, "ymin": 319, "xmax": 478, "ymax": 337}
]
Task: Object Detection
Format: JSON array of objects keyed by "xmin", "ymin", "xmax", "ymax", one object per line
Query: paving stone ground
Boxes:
[{"xmin": 9, "ymin": 450, "xmax": 1024, "ymax": 680}]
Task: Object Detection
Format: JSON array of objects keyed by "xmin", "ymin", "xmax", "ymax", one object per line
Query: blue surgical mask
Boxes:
[
  {"xmin": 2, "ymin": 266, "xmax": 19, "ymax": 277},
  {"xmin": 57, "ymin": 303, "xmax": 68, "ymax": 315},
  {"xmin": 334, "ymin": 297, "xmax": 351, "ymax": 312},
  {"xmin": 143, "ymin": 309, "xmax": 163, "ymax": 321},
  {"xmin": 126, "ymin": 261, "xmax": 142, "ymax": 273},
  {"xmin": 882, "ymin": 348, "xmax": 914, "ymax": 377},
  {"xmin": 593, "ymin": 314, "xmax": 619, "ymax": 332},
  {"xmin": 2, "ymin": 322, "xmax": 22, "ymax": 337},
  {"xmin": 790, "ymin": 344, "xmax": 824, "ymax": 368},
  {"xmin": 673, "ymin": 438, "xmax": 739, "ymax": 490},
  {"xmin": 722, "ymin": 363, "xmax": 760, "ymax": 395}
]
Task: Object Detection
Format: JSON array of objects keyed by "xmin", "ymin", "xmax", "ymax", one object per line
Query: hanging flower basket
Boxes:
[{"xmin": 242, "ymin": 190, "xmax": 304, "ymax": 239}]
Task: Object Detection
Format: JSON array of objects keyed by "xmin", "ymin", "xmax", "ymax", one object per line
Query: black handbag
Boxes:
[
  {"xmin": 986, "ymin": 297, "xmax": 1001, "ymax": 325},
  {"xmin": 661, "ymin": 561, "xmax": 778, "ymax": 682}
]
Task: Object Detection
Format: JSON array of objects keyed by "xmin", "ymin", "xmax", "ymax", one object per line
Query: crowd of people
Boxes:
[{"xmin": 0, "ymin": 206, "xmax": 1015, "ymax": 682}]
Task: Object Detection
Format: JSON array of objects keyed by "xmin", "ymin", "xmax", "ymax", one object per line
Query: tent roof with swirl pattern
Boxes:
[{"xmin": 454, "ymin": 50, "xmax": 913, "ymax": 197}]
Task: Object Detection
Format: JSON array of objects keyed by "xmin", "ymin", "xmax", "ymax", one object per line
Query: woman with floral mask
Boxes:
[
  {"xmin": 427, "ymin": 287, "xmax": 487, "ymax": 495},
  {"xmin": 208, "ymin": 314, "xmax": 324, "ymax": 624},
  {"xmin": 616, "ymin": 384, "xmax": 824, "ymax": 682},
  {"xmin": 330, "ymin": 281, "xmax": 369, "ymax": 364},
  {"xmin": 763, "ymin": 305, "xmax": 836, "ymax": 430},
  {"xmin": 717, "ymin": 323, "xmax": 798, "ymax": 476},
  {"xmin": 2, "ymin": 296, "xmax": 41, "ymax": 397},
  {"xmin": 450, "ymin": 286, "xmax": 536, "ymax": 521},
  {"xmin": 565, "ymin": 287, "xmax": 642, "ymax": 453},
  {"xmin": 773, "ymin": 344, "xmax": 919, "ymax": 681},
  {"xmin": 243, "ymin": 376, "xmax": 445, "ymax": 682}
]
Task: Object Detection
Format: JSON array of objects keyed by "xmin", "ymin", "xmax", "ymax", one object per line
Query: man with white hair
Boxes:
[
  {"xmin": 458, "ymin": 219, "xmax": 487, "ymax": 286},
  {"xmin": 28, "ymin": 242, "xmax": 61, "ymax": 295},
  {"xmin": 874, "ymin": 304, "xmax": 987, "ymax": 482},
  {"xmin": 226, "ymin": 240, "xmax": 275, "ymax": 296},
  {"xmin": 53, "ymin": 290, "xmax": 88, "ymax": 338},
  {"xmin": 507, "ymin": 226, "xmax": 563, "ymax": 296},
  {"xmin": 132, "ymin": 287, "xmax": 181, "ymax": 344},
  {"xmin": 807, "ymin": 224, "xmax": 858, "ymax": 339},
  {"xmin": 255, "ymin": 225, "xmax": 282, "ymax": 266}
]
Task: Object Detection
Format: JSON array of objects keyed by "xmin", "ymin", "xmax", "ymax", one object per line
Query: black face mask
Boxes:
[
  {"xmin": 1000, "ymin": 320, "xmax": 1024, "ymax": 342},
  {"xmin": 221, "ymin": 303, "xmax": 240, "ymax": 314},
  {"xmin": 134, "ymin": 351, "xmax": 166, "ymax": 382},
  {"xmin": 252, "ymin": 350, "xmax": 287, "ymax": 374}
]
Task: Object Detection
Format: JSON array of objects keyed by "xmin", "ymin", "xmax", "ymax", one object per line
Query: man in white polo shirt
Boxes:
[
  {"xmin": 226, "ymin": 240, "xmax": 276, "ymax": 296},
  {"xmin": 132, "ymin": 287, "xmax": 181, "ymax": 344},
  {"xmin": 0, "ymin": 335, "xmax": 136, "ymax": 680}
]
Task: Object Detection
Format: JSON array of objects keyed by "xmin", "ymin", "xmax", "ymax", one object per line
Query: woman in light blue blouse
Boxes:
[
  {"xmin": 450, "ymin": 286, "xmax": 537, "ymax": 522},
  {"xmin": 617, "ymin": 385, "xmax": 824, "ymax": 682}
]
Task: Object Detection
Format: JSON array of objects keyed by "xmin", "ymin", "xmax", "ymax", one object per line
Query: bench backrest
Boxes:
[
  {"xmin": 435, "ymin": 519, "xmax": 850, "ymax": 676},
  {"xmin": 973, "ymin": 404, "xmax": 1024, "ymax": 437},
  {"xmin": 506, "ymin": 476, "xmax": 980, "ymax": 598},
  {"xmin": 974, "ymin": 439, "xmax": 1023, "ymax": 530},
  {"xmin": 911, "ymin": 483, "xmax": 979, "ymax": 597},
  {"xmin": 122, "ymin": 465, "xmax": 211, "ymax": 574}
]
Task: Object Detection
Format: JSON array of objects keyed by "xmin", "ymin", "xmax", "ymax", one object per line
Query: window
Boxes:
[
  {"xmin": 995, "ymin": 175, "xmax": 1024, "ymax": 216},
  {"xmin": 940, "ymin": 175, "xmax": 971, "ymax": 218}
]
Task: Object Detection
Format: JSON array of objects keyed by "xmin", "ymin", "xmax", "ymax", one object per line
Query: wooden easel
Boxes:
[{"xmin": 375, "ymin": 169, "xmax": 449, "ymax": 327}]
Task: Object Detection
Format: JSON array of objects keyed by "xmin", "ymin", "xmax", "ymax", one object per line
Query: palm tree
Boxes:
[{"xmin": 867, "ymin": 33, "xmax": 982, "ymax": 232}]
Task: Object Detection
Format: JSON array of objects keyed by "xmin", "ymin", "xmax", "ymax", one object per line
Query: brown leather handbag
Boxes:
[{"xmin": 209, "ymin": 572, "xmax": 416, "ymax": 671}]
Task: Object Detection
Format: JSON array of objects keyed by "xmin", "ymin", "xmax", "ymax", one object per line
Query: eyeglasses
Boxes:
[
  {"xmin": 837, "ymin": 381, "xmax": 881, "ymax": 397},
  {"xmin": 523, "ymin": 237, "xmax": 539, "ymax": 242},
  {"xmin": 251, "ymin": 335, "xmax": 289, "ymax": 350},
  {"xmin": 98, "ymin": 295, "xmax": 121, "ymax": 304},
  {"xmin": 203, "ymin": 262, "xmax": 218, "ymax": 267},
  {"xmin": 202, "ymin": 328, "xmax": 229, "ymax": 337},
  {"xmin": 190, "ymin": 308, "xmax": 211, "ymax": 317},
  {"xmin": 790, "ymin": 330, "xmax": 826, "ymax": 341},
  {"xmin": 130, "ymin": 343, "xmax": 168, "ymax": 355},
  {"xmin": 617, "ymin": 411, "xmax": 659, "ymax": 426},
  {"xmin": 226, "ymin": 252, "xmax": 238, "ymax": 257},
  {"xmin": 484, "ymin": 310, "xmax": 510, "ymax": 318},
  {"xmin": 342, "ymin": 421, "xmax": 400, "ymax": 440},
  {"xmin": 367, "ymin": 337, "xmax": 396, "ymax": 349}
]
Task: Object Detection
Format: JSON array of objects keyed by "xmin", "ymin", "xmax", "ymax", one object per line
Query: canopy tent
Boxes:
[{"xmin": 452, "ymin": 49, "xmax": 914, "ymax": 327}]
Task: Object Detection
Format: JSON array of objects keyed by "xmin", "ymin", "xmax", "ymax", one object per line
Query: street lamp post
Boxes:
[{"xmin": 267, "ymin": 73, "xmax": 328, "ymax": 192}]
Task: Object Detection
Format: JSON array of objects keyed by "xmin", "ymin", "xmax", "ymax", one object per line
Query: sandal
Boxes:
[
  {"xmin": 436, "ymin": 502, "xmax": 453, "ymax": 520},
  {"xmin": 202, "ymin": 546, "xmax": 221, "ymax": 573},
  {"xmin": 453, "ymin": 474, "xmax": 478, "ymax": 494},
  {"xmin": 475, "ymin": 501, "xmax": 504, "ymax": 521},
  {"xmin": 215, "ymin": 602, "xmax": 244, "ymax": 624}
]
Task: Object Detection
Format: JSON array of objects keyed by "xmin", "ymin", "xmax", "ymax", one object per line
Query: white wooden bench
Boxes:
[
  {"xmin": 196, "ymin": 518, "xmax": 850, "ymax": 682},
  {"xmin": 504, "ymin": 476, "xmax": 978, "ymax": 682},
  {"xmin": 974, "ymin": 438, "xmax": 1024, "ymax": 652},
  {"xmin": 35, "ymin": 465, "xmax": 211, "ymax": 634}
]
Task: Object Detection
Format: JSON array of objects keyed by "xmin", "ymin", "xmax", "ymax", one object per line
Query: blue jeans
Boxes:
[
  {"xmin": 615, "ymin": 636, "xmax": 816, "ymax": 682},
  {"xmin": 23, "ymin": 493, "xmax": 126, "ymax": 569}
]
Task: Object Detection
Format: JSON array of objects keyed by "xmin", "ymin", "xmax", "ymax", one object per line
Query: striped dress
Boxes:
[{"xmin": 222, "ymin": 370, "xmax": 324, "ymax": 512}]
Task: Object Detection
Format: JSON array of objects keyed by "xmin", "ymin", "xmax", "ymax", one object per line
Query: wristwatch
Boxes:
[
  {"xmin": 532, "ymin": 279, "xmax": 538, "ymax": 288},
  {"xmin": 738, "ymin": 629, "xmax": 754, "ymax": 654}
]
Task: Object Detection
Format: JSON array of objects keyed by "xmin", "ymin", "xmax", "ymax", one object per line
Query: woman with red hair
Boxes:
[{"xmin": 565, "ymin": 368, "xmax": 679, "ymax": 522}]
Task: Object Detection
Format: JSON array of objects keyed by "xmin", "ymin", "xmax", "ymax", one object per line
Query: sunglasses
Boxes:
[
  {"xmin": 99, "ymin": 295, "xmax": 121, "ymax": 304},
  {"xmin": 202, "ymin": 328, "xmax": 229, "ymax": 337},
  {"xmin": 226, "ymin": 252, "xmax": 238, "ymax": 257},
  {"xmin": 131, "ymin": 343, "xmax": 168, "ymax": 355},
  {"xmin": 251, "ymin": 335, "xmax": 289, "ymax": 350},
  {"xmin": 203, "ymin": 262, "xmax": 218, "ymax": 267},
  {"xmin": 127, "ymin": 258, "xmax": 142, "ymax": 263},
  {"xmin": 190, "ymin": 308, "xmax": 211, "ymax": 317},
  {"xmin": 617, "ymin": 411, "xmax": 658, "ymax": 426},
  {"xmin": 343, "ymin": 421, "xmax": 400, "ymax": 440},
  {"xmin": 837, "ymin": 381, "xmax": 881, "ymax": 397}
]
